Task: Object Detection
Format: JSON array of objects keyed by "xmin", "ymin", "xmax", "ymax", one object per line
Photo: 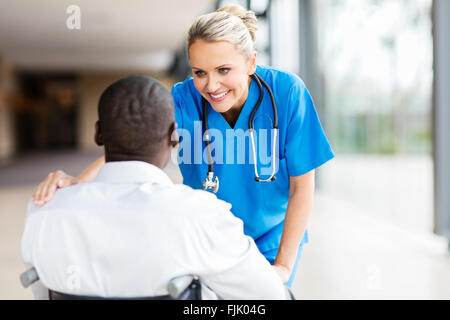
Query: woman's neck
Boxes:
[
  {"xmin": 222, "ymin": 108, "xmax": 241, "ymax": 128},
  {"xmin": 221, "ymin": 75, "xmax": 252, "ymax": 128}
]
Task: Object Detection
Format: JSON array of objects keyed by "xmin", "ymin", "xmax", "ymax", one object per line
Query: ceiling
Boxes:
[{"xmin": 0, "ymin": 0, "xmax": 216, "ymax": 72}]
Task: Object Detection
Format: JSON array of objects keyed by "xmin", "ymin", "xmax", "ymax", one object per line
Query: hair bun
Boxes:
[{"xmin": 217, "ymin": 4, "xmax": 258, "ymax": 42}]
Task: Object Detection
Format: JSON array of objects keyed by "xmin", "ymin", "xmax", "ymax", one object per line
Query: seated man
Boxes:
[{"xmin": 21, "ymin": 75, "xmax": 288, "ymax": 299}]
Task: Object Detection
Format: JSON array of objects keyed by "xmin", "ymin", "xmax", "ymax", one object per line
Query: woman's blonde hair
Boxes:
[{"xmin": 187, "ymin": 4, "xmax": 258, "ymax": 59}]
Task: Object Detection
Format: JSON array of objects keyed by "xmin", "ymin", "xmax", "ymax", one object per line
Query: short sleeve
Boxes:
[
  {"xmin": 193, "ymin": 200, "xmax": 287, "ymax": 299},
  {"xmin": 284, "ymin": 82, "xmax": 335, "ymax": 177},
  {"xmin": 171, "ymin": 84, "xmax": 184, "ymax": 130}
]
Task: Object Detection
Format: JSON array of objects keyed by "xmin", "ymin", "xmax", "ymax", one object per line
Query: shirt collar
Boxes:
[{"xmin": 94, "ymin": 161, "xmax": 173, "ymax": 186}]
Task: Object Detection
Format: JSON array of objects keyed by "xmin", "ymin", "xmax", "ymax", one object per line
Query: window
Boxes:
[
  {"xmin": 316, "ymin": 0, "xmax": 433, "ymax": 155},
  {"xmin": 314, "ymin": 0, "xmax": 434, "ymax": 234}
]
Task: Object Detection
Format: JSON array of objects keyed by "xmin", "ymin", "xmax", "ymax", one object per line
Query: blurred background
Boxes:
[{"xmin": 0, "ymin": 0, "xmax": 449, "ymax": 299}]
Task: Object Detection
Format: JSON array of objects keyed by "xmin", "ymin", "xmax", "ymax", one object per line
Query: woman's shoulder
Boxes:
[
  {"xmin": 171, "ymin": 77, "xmax": 203, "ymax": 113},
  {"xmin": 171, "ymin": 77, "xmax": 196, "ymax": 98},
  {"xmin": 257, "ymin": 66, "xmax": 313, "ymax": 117},
  {"xmin": 256, "ymin": 65, "xmax": 307, "ymax": 91}
]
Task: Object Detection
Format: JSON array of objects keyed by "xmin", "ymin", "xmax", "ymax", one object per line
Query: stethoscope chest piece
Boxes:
[
  {"xmin": 255, "ymin": 176, "xmax": 276, "ymax": 182},
  {"xmin": 202, "ymin": 172, "xmax": 219, "ymax": 193}
]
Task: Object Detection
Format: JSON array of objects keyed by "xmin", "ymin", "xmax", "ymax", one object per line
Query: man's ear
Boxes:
[
  {"xmin": 94, "ymin": 121, "xmax": 104, "ymax": 146},
  {"xmin": 168, "ymin": 122, "xmax": 179, "ymax": 148}
]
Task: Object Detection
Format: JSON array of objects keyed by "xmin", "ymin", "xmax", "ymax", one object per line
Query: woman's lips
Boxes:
[{"xmin": 208, "ymin": 90, "xmax": 230, "ymax": 102}]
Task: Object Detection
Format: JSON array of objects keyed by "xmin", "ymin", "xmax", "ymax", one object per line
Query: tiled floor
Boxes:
[{"xmin": 1, "ymin": 151, "xmax": 449, "ymax": 300}]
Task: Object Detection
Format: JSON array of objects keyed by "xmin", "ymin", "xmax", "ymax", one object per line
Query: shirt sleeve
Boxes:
[
  {"xmin": 195, "ymin": 203, "xmax": 288, "ymax": 300},
  {"xmin": 284, "ymin": 81, "xmax": 335, "ymax": 177}
]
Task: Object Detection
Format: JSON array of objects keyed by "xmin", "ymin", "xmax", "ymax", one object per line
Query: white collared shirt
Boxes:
[{"xmin": 21, "ymin": 161, "xmax": 287, "ymax": 299}]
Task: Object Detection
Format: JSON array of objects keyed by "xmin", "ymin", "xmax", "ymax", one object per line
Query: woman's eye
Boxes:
[
  {"xmin": 194, "ymin": 71, "xmax": 206, "ymax": 77},
  {"xmin": 219, "ymin": 68, "xmax": 230, "ymax": 74}
]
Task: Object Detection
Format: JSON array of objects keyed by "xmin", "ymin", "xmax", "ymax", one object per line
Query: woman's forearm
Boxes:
[
  {"xmin": 78, "ymin": 156, "xmax": 105, "ymax": 182},
  {"xmin": 274, "ymin": 170, "xmax": 315, "ymax": 272}
]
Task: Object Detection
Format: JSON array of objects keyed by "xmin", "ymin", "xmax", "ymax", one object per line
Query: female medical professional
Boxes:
[{"xmin": 32, "ymin": 4, "xmax": 334, "ymax": 288}]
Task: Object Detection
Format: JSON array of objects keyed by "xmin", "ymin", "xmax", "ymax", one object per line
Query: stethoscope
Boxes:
[{"xmin": 202, "ymin": 73, "xmax": 279, "ymax": 193}]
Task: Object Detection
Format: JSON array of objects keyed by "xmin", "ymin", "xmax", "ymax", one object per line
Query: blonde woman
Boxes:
[{"xmin": 33, "ymin": 4, "xmax": 334, "ymax": 288}]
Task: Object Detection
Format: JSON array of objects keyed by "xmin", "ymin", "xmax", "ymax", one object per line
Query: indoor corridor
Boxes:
[{"xmin": 1, "ymin": 151, "xmax": 449, "ymax": 300}]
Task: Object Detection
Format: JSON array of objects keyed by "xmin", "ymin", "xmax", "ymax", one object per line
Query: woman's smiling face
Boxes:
[{"xmin": 188, "ymin": 40, "xmax": 256, "ymax": 114}]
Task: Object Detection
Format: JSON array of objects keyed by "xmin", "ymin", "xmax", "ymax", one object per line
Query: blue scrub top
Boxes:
[{"xmin": 171, "ymin": 65, "xmax": 334, "ymax": 256}]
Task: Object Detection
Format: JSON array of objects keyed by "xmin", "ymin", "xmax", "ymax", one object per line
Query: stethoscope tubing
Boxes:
[
  {"xmin": 250, "ymin": 73, "xmax": 278, "ymax": 130},
  {"xmin": 201, "ymin": 72, "xmax": 279, "ymax": 191}
]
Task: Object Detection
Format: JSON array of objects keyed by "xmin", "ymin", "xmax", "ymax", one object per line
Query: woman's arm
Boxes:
[
  {"xmin": 33, "ymin": 156, "xmax": 105, "ymax": 206},
  {"xmin": 77, "ymin": 156, "xmax": 105, "ymax": 182},
  {"xmin": 273, "ymin": 170, "xmax": 315, "ymax": 283}
]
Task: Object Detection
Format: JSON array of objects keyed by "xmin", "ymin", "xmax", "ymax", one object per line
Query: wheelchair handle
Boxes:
[{"xmin": 20, "ymin": 267, "xmax": 39, "ymax": 288}]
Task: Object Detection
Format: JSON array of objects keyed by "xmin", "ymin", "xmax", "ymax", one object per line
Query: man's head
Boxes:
[{"xmin": 95, "ymin": 75, "xmax": 178, "ymax": 168}]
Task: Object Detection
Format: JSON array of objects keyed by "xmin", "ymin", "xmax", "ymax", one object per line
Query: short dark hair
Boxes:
[{"xmin": 98, "ymin": 75, "xmax": 174, "ymax": 157}]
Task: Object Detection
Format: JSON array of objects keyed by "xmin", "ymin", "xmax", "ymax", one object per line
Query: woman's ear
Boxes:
[{"xmin": 94, "ymin": 121, "xmax": 104, "ymax": 146}]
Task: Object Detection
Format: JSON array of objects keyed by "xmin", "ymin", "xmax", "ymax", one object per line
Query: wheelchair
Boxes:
[
  {"xmin": 20, "ymin": 267, "xmax": 204, "ymax": 300},
  {"xmin": 21, "ymin": 267, "xmax": 295, "ymax": 300}
]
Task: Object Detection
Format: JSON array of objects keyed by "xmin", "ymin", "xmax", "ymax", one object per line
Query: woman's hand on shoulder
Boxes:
[{"xmin": 32, "ymin": 170, "xmax": 79, "ymax": 206}]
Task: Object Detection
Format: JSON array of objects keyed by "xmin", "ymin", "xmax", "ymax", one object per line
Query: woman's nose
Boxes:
[{"xmin": 206, "ymin": 76, "xmax": 220, "ymax": 92}]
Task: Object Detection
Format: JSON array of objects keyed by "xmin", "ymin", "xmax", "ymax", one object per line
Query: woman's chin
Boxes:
[{"xmin": 210, "ymin": 103, "xmax": 232, "ymax": 114}]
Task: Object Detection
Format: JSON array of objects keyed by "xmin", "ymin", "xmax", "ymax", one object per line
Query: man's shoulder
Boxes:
[
  {"xmin": 170, "ymin": 184, "xmax": 232, "ymax": 213},
  {"xmin": 25, "ymin": 182, "xmax": 113, "ymax": 220},
  {"xmin": 26, "ymin": 184, "xmax": 83, "ymax": 213},
  {"xmin": 38, "ymin": 183, "xmax": 99, "ymax": 208},
  {"xmin": 26, "ymin": 182, "xmax": 234, "ymax": 226}
]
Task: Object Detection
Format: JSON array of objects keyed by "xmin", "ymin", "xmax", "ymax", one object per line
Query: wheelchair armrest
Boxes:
[
  {"xmin": 167, "ymin": 275, "xmax": 201, "ymax": 300},
  {"xmin": 20, "ymin": 267, "xmax": 39, "ymax": 288}
]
